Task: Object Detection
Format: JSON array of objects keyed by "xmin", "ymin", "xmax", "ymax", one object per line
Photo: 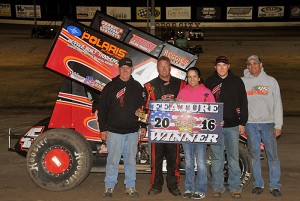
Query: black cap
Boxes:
[{"xmin": 119, "ymin": 57, "xmax": 133, "ymax": 67}]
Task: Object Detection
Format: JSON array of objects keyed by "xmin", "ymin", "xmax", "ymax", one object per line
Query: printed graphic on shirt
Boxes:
[
  {"xmin": 116, "ymin": 87, "xmax": 126, "ymax": 107},
  {"xmin": 212, "ymin": 83, "xmax": 222, "ymax": 101},
  {"xmin": 246, "ymin": 85, "xmax": 269, "ymax": 95},
  {"xmin": 204, "ymin": 93, "xmax": 209, "ymax": 102}
]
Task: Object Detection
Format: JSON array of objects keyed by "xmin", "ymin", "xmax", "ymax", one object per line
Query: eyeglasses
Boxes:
[{"xmin": 247, "ymin": 62, "xmax": 259, "ymax": 66}]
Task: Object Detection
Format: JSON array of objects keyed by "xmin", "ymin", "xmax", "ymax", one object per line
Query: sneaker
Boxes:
[
  {"xmin": 230, "ymin": 190, "xmax": 242, "ymax": 199},
  {"xmin": 191, "ymin": 192, "xmax": 205, "ymax": 199},
  {"xmin": 169, "ymin": 187, "xmax": 181, "ymax": 196},
  {"xmin": 183, "ymin": 190, "xmax": 192, "ymax": 199},
  {"xmin": 103, "ymin": 188, "xmax": 113, "ymax": 197},
  {"xmin": 270, "ymin": 189, "xmax": 282, "ymax": 196},
  {"xmin": 212, "ymin": 189, "xmax": 224, "ymax": 198},
  {"xmin": 252, "ymin": 187, "xmax": 264, "ymax": 195},
  {"xmin": 125, "ymin": 187, "xmax": 139, "ymax": 197},
  {"xmin": 148, "ymin": 188, "xmax": 162, "ymax": 196}
]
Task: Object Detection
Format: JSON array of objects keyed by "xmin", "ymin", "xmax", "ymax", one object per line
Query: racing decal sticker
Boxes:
[
  {"xmin": 128, "ymin": 34, "xmax": 157, "ymax": 53},
  {"xmin": 20, "ymin": 126, "xmax": 45, "ymax": 150},
  {"xmin": 67, "ymin": 25, "xmax": 82, "ymax": 37},
  {"xmin": 99, "ymin": 20, "xmax": 124, "ymax": 39}
]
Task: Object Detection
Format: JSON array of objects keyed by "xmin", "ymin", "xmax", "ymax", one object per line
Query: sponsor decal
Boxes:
[
  {"xmin": 20, "ymin": 126, "xmax": 44, "ymax": 150},
  {"xmin": 76, "ymin": 6, "xmax": 100, "ymax": 19},
  {"xmin": 258, "ymin": 6, "xmax": 284, "ymax": 18},
  {"xmin": 81, "ymin": 31, "xmax": 127, "ymax": 59},
  {"xmin": 100, "ymin": 20, "xmax": 124, "ymax": 40},
  {"xmin": 290, "ymin": 6, "xmax": 300, "ymax": 18},
  {"xmin": 197, "ymin": 7, "xmax": 221, "ymax": 20},
  {"xmin": 107, "ymin": 7, "xmax": 131, "ymax": 20},
  {"xmin": 15, "ymin": 5, "xmax": 41, "ymax": 18},
  {"xmin": 261, "ymin": 6, "xmax": 282, "ymax": 13},
  {"xmin": 136, "ymin": 7, "xmax": 161, "ymax": 20},
  {"xmin": 203, "ymin": 7, "xmax": 216, "ymax": 15},
  {"xmin": 166, "ymin": 7, "xmax": 191, "ymax": 20},
  {"xmin": 162, "ymin": 49, "xmax": 189, "ymax": 67},
  {"xmin": 227, "ymin": 7, "xmax": 253, "ymax": 20},
  {"xmin": 66, "ymin": 59, "xmax": 109, "ymax": 91},
  {"xmin": 129, "ymin": 34, "xmax": 157, "ymax": 53},
  {"xmin": 148, "ymin": 102, "xmax": 223, "ymax": 144},
  {"xmin": 67, "ymin": 26, "xmax": 82, "ymax": 37},
  {"xmin": 228, "ymin": 7, "xmax": 252, "ymax": 14},
  {"xmin": 0, "ymin": 4, "xmax": 11, "ymax": 17}
]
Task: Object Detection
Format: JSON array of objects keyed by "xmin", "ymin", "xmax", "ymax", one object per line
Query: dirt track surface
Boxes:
[{"xmin": 0, "ymin": 109, "xmax": 300, "ymax": 201}]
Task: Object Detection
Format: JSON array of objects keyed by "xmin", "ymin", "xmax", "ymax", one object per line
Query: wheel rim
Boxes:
[{"xmin": 42, "ymin": 146, "xmax": 72, "ymax": 175}]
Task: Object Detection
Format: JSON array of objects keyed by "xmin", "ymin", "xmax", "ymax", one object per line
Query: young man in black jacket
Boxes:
[
  {"xmin": 205, "ymin": 56, "xmax": 248, "ymax": 198},
  {"xmin": 97, "ymin": 57, "xmax": 146, "ymax": 197}
]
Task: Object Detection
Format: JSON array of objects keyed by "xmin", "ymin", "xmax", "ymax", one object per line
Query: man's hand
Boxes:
[
  {"xmin": 239, "ymin": 125, "xmax": 245, "ymax": 135},
  {"xmin": 135, "ymin": 108, "xmax": 143, "ymax": 117},
  {"xmin": 274, "ymin": 128, "xmax": 282, "ymax": 137},
  {"xmin": 100, "ymin": 131, "xmax": 108, "ymax": 141},
  {"xmin": 140, "ymin": 128, "xmax": 147, "ymax": 138},
  {"xmin": 221, "ymin": 120, "xmax": 224, "ymax": 127}
]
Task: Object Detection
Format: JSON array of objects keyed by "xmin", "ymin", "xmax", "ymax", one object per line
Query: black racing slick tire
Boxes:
[
  {"xmin": 26, "ymin": 128, "xmax": 93, "ymax": 191},
  {"xmin": 206, "ymin": 144, "xmax": 253, "ymax": 189}
]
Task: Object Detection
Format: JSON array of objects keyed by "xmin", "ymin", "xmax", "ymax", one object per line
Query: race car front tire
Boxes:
[{"xmin": 26, "ymin": 128, "xmax": 93, "ymax": 191}]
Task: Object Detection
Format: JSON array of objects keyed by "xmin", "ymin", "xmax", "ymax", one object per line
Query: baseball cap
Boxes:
[
  {"xmin": 119, "ymin": 57, "xmax": 133, "ymax": 67},
  {"xmin": 215, "ymin": 56, "xmax": 229, "ymax": 65},
  {"xmin": 247, "ymin": 55, "xmax": 261, "ymax": 64}
]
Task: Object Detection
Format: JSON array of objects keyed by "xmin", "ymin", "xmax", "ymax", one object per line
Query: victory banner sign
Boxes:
[{"xmin": 148, "ymin": 101, "xmax": 224, "ymax": 144}]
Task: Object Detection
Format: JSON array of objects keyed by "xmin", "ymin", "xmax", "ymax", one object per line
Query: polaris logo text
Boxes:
[{"xmin": 81, "ymin": 32, "xmax": 127, "ymax": 59}]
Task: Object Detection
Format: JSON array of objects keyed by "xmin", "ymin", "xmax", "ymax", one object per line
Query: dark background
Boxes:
[{"xmin": 1, "ymin": 0, "xmax": 300, "ymax": 22}]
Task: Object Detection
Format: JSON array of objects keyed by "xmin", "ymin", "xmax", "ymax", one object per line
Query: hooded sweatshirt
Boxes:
[
  {"xmin": 241, "ymin": 68, "xmax": 283, "ymax": 129},
  {"xmin": 97, "ymin": 75, "xmax": 145, "ymax": 134}
]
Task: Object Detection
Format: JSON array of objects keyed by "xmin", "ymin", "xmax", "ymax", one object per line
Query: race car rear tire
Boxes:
[{"xmin": 26, "ymin": 128, "xmax": 93, "ymax": 191}]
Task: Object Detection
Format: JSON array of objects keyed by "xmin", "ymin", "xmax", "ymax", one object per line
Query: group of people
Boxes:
[{"xmin": 97, "ymin": 54, "xmax": 283, "ymax": 199}]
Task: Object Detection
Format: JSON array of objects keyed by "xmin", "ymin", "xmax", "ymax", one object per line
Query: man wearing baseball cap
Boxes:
[
  {"xmin": 205, "ymin": 56, "xmax": 248, "ymax": 198},
  {"xmin": 98, "ymin": 57, "xmax": 147, "ymax": 197},
  {"xmin": 242, "ymin": 55, "xmax": 283, "ymax": 196}
]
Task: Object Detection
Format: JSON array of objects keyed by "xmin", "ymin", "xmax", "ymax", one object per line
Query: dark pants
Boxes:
[{"xmin": 150, "ymin": 143, "xmax": 181, "ymax": 190}]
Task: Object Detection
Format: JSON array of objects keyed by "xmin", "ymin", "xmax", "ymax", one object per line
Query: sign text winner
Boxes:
[{"xmin": 148, "ymin": 101, "xmax": 224, "ymax": 144}]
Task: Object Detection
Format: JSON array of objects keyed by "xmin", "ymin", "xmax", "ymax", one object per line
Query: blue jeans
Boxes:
[
  {"xmin": 182, "ymin": 143, "xmax": 207, "ymax": 193},
  {"xmin": 105, "ymin": 131, "xmax": 139, "ymax": 189},
  {"xmin": 210, "ymin": 126, "xmax": 241, "ymax": 192},
  {"xmin": 246, "ymin": 123, "xmax": 281, "ymax": 190}
]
